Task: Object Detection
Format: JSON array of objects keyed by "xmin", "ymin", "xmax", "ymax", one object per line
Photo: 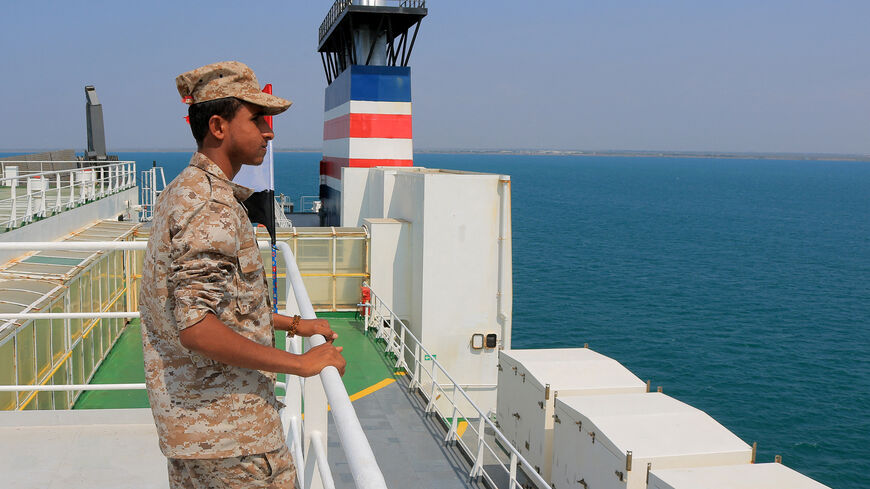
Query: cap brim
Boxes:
[{"xmin": 238, "ymin": 91, "xmax": 293, "ymax": 116}]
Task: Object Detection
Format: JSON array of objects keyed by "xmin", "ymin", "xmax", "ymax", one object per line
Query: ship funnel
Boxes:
[
  {"xmin": 85, "ymin": 85, "xmax": 107, "ymax": 161},
  {"xmin": 317, "ymin": 0, "xmax": 427, "ymax": 226}
]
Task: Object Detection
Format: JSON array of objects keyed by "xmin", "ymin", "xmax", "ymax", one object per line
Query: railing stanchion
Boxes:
[
  {"xmin": 509, "ymin": 452, "xmax": 519, "ymax": 489},
  {"xmin": 68, "ymin": 170, "xmax": 76, "ymax": 209},
  {"xmin": 470, "ymin": 415, "xmax": 486, "ymax": 478},
  {"xmin": 410, "ymin": 342, "xmax": 421, "ymax": 390},
  {"xmin": 445, "ymin": 386, "xmax": 459, "ymax": 443},
  {"xmin": 425, "ymin": 361, "xmax": 438, "ymax": 414},
  {"xmin": 38, "ymin": 177, "xmax": 47, "ymax": 218},
  {"xmin": 24, "ymin": 179, "xmax": 33, "ymax": 223},
  {"xmin": 303, "ymin": 367, "xmax": 328, "ymax": 489},
  {"xmin": 310, "ymin": 431, "xmax": 337, "ymax": 489},
  {"xmin": 78, "ymin": 170, "xmax": 86, "ymax": 204},
  {"xmin": 396, "ymin": 325, "xmax": 407, "ymax": 371},
  {"xmin": 9, "ymin": 182, "xmax": 17, "ymax": 228},
  {"xmin": 55, "ymin": 173, "xmax": 62, "ymax": 213},
  {"xmin": 386, "ymin": 312, "xmax": 398, "ymax": 359}
]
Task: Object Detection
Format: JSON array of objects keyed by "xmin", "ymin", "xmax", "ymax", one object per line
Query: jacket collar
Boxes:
[{"xmin": 189, "ymin": 152, "xmax": 254, "ymax": 202}]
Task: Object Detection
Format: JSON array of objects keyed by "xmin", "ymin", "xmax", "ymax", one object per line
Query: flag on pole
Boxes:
[
  {"xmin": 236, "ymin": 84, "xmax": 277, "ymax": 245},
  {"xmin": 235, "ymin": 84, "xmax": 280, "ymax": 312}
]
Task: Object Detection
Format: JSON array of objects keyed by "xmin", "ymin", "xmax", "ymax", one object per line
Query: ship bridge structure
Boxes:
[{"xmin": 318, "ymin": 0, "xmax": 427, "ymax": 226}]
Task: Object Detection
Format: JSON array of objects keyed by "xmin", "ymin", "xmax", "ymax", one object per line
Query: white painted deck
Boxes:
[
  {"xmin": 0, "ymin": 408, "xmax": 167, "ymax": 489},
  {"xmin": 0, "ymin": 383, "xmax": 503, "ymax": 489}
]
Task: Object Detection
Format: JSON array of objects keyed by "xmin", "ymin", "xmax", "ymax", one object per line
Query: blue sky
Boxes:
[{"xmin": 2, "ymin": 0, "xmax": 869, "ymax": 154}]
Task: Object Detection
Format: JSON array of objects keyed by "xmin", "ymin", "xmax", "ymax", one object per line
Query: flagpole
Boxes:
[{"xmin": 264, "ymin": 83, "xmax": 279, "ymax": 314}]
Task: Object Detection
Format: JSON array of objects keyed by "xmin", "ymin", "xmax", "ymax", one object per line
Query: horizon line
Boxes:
[{"xmin": 2, "ymin": 148, "xmax": 869, "ymax": 162}]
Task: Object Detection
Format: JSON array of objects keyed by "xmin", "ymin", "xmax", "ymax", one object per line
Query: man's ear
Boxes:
[{"xmin": 208, "ymin": 115, "xmax": 227, "ymax": 142}]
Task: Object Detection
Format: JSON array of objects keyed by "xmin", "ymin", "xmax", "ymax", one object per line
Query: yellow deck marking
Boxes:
[
  {"xmin": 349, "ymin": 378, "xmax": 396, "ymax": 402},
  {"xmin": 457, "ymin": 421, "xmax": 468, "ymax": 438},
  {"xmin": 325, "ymin": 375, "xmax": 405, "ymax": 410}
]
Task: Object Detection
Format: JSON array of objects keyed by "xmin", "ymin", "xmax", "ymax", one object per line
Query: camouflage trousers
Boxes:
[{"xmin": 168, "ymin": 444, "xmax": 297, "ymax": 488}]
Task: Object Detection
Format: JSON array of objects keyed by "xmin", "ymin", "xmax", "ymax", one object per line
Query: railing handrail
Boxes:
[
  {"xmin": 0, "ymin": 160, "xmax": 135, "ymax": 164},
  {"xmin": 0, "ymin": 161, "xmax": 136, "ymax": 231},
  {"xmin": 277, "ymin": 241, "xmax": 388, "ymax": 489},
  {"xmin": 0, "ymin": 383, "xmax": 145, "ymax": 392},
  {"xmin": 0, "ymin": 161, "xmax": 134, "ymax": 180},
  {"xmin": 319, "ymin": 0, "xmax": 352, "ymax": 43},
  {"xmin": 0, "ymin": 160, "xmax": 135, "ymax": 165},
  {"xmin": 365, "ymin": 284, "xmax": 552, "ymax": 489}
]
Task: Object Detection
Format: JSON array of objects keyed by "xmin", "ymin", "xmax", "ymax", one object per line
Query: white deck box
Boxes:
[
  {"xmin": 551, "ymin": 392, "xmax": 752, "ymax": 489},
  {"xmin": 648, "ymin": 463, "xmax": 832, "ymax": 489},
  {"xmin": 496, "ymin": 349, "xmax": 646, "ymax": 481}
]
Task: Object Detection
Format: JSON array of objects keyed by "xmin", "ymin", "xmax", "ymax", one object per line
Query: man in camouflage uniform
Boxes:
[{"xmin": 140, "ymin": 61, "xmax": 346, "ymax": 489}]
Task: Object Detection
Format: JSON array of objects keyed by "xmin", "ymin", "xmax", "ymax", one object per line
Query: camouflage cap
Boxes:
[{"xmin": 176, "ymin": 61, "xmax": 292, "ymax": 116}]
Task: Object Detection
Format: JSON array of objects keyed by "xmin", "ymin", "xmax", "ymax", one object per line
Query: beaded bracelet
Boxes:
[{"xmin": 289, "ymin": 315, "xmax": 301, "ymax": 337}]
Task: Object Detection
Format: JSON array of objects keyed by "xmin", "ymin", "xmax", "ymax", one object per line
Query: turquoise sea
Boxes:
[{"xmin": 8, "ymin": 151, "xmax": 868, "ymax": 488}]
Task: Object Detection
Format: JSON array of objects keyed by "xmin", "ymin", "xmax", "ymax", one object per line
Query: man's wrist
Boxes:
[
  {"xmin": 288, "ymin": 315, "xmax": 300, "ymax": 336},
  {"xmin": 273, "ymin": 313, "xmax": 299, "ymax": 333}
]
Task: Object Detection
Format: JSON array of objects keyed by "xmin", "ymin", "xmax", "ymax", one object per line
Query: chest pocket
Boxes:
[{"xmin": 235, "ymin": 240, "xmax": 265, "ymax": 316}]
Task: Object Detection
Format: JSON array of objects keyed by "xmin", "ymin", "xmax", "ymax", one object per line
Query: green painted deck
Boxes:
[
  {"xmin": 74, "ymin": 312, "xmax": 397, "ymax": 409},
  {"xmin": 21, "ymin": 255, "xmax": 84, "ymax": 266},
  {"xmin": 74, "ymin": 320, "xmax": 148, "ymax": 409}
]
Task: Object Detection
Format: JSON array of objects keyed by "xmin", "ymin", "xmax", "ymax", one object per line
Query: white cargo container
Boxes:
[
  {"xmin": 648, "ymin": 463, "xmax": 832, "ymax": 489},
  {"xmin": 551, "ymin": 392, "xmax": 752, "ymax": 489},
  {"xmin": 496, "ymin": 348, "xmax": 647, "ymax": 481}
]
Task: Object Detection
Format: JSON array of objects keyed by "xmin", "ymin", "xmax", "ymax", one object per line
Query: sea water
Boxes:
[{"xmin": 118, "ymin": 152, "xmax": 870, "ymax": 488}]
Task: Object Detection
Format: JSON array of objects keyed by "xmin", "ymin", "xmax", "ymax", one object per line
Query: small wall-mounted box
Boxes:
[{"xmin": 471, "ymin": 333, "xmax": 499, "ymax": 350}]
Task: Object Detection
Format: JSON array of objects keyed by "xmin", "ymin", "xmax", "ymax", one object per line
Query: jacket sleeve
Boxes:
[{"xmin": 168, "ymin": 201, "xmax": 240, "ymax": 330}]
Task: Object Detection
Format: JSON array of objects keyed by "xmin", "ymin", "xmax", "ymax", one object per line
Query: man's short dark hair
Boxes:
[{"xmin": 188, "ymin": 97, "xmax": 243, "ymax": 145}]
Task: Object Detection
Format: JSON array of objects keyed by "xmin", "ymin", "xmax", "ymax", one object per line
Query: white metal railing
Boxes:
[
  {"xmin": 278, "ymin": 240, "xmax": 387, "ymax": 489},
  {"xmin": 364, "ymin": 285, "xmax": 552, "ymax": 489},
  {"xmin": 275, "ymin": 199, "xmax": 293, "ymax": 227},
  {"xmin": 0, "ymin": 161, "xmax": 136, "ymax": 230},
  {"xmin": 276, "ymin": 194, "xmax": 320, "ymax": 215},
  {"xmin": 300, "ymin": 195, "xmax": 321, "ymax": 213},
  {"xmin": 139, "ymin": 165, "xmax": 166, "ymax": 222},
  {"xmin": 0, "ymin": 240, "xmax": 386, "ymax": 489}
]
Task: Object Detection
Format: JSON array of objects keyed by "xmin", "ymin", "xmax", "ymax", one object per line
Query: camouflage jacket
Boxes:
[{"xmin": 139, "ymin": 152, "xmax": 284, "ymax": 459}]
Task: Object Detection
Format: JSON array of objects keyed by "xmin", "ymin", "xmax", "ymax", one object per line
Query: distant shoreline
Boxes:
[
  {"xmin": 412, "ymin": 149, "xmax": 870, "ymax": 162},
  {"xmin": 2, "ymin": 148, "xmax": 869, "ymax": 162}
]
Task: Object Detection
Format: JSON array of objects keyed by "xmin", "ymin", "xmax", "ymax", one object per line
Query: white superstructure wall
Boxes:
[{"xmin": 343, "ymin": 166, "xmax": 511, "ymax": 412}]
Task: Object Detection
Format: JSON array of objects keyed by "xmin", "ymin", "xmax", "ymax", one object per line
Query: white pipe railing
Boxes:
[
  {"xmin": 139, "ymin": 166, "xmax": 166, "ymax": 222},
  {"xmin": 0, "ymin": 161, "xmax": 136, "ymax": 230},
  {"xmin": 0, "ymin": 241, "xmax": 147, "ymax": 251},
  {"xmin": 0, "ymin": 383, "xmax": 145, "ymax": 392},
  {"xmin": 275, "ymin": 241, "xmax": 388, "ymax": 489},
  {"xmin": 365, "ymin": 285, "xmax": 552, "ymax": 489},
  {"xmin": 310, "ymin": 431, "xmax": 338, "ymax": 489},
  {"xmin": 0, "ymin": 312, "xmax": 139, "ymax": 320},
  {"xmin": 0, "ymin": 240, "xmax": 386, "ymax": 489}
]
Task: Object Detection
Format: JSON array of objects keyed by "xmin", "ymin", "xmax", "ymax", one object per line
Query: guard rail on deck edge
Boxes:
[
  {"xmin": 364, "ymin": 285, "xmax": 551, "ymax": 489},
  {"xmin": 0, "ymin": 162, "xmax": 136, "ymax": 230}
]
